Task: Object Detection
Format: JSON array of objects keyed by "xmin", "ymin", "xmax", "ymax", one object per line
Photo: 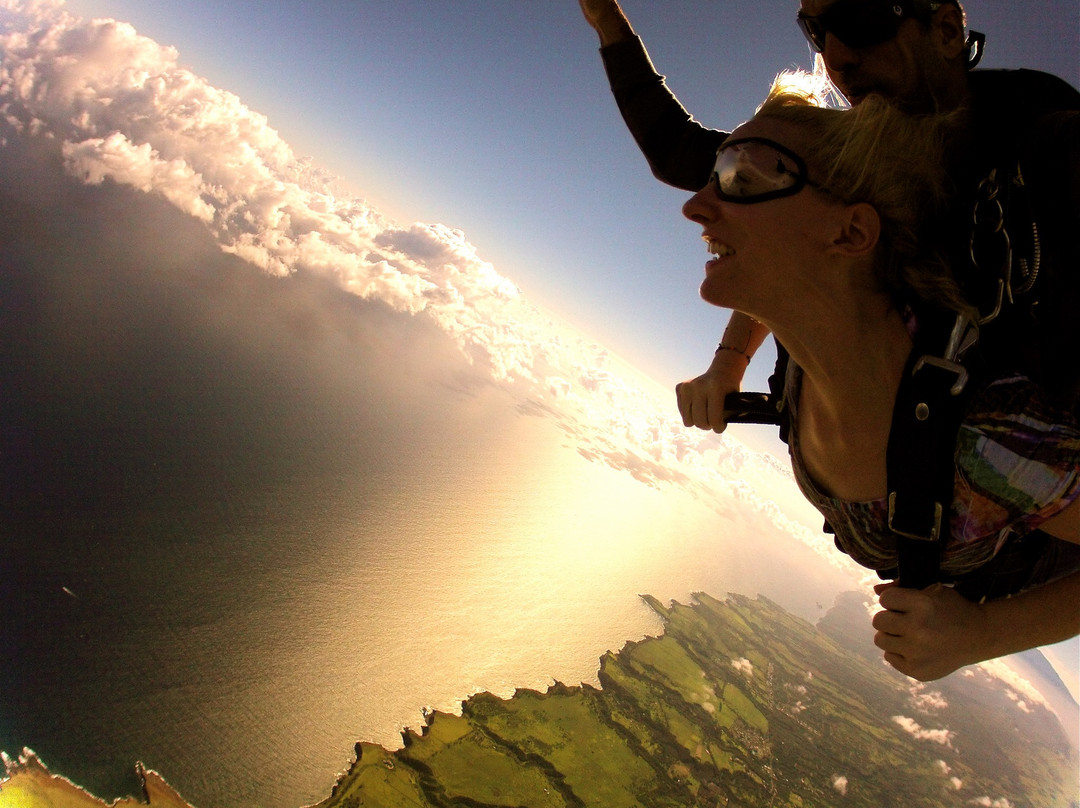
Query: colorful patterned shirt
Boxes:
[{"xmin": 787, "ymin": 365, "xmax": 1080, "ymax": 577}]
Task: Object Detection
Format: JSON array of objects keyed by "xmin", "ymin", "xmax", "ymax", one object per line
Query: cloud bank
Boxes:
[
  {"xmin": 0, "ymin": 0, "xmax": 838, "ymax": 565},
  {"xmin": 971, "ymin": 659, "xmax": 1051, "ymax": 714}
]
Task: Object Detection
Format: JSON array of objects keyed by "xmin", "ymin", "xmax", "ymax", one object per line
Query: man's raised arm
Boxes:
[
  {"xmin": 579, "ymin": 0, "xmax": 765, "ymax": 427},
  {"xmin": 579, "ymin": 0, "xmax": 726, "ymax": 190}
]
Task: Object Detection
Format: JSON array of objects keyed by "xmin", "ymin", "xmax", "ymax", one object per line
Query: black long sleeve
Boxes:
[{"xmin": 599, "ymin": 36, "xmax": 728, "ymax": 192}]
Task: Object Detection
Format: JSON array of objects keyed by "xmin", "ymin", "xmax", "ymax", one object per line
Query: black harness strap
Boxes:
[{"xmin": 886, "ymin": 330, "xmax": 974, "ymax": 589}]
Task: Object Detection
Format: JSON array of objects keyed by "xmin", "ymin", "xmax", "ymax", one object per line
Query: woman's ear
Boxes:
[{"xmin": 828, "ymin": 202, "xmax": 880, "ymax": 257}]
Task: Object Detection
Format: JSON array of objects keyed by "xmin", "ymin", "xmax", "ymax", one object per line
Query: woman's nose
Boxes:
[{"xmin": 682, "ymin": 184, "xmax": 717, "ymax": 225}]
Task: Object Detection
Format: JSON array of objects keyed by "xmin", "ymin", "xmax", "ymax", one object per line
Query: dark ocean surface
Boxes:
[{"xmin": 3, "ymin": 409, "xmax": 848, "ymax": 808}]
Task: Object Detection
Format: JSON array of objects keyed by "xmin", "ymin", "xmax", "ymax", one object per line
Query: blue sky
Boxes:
[{"xmin": 59, "ymin": 0, "xmax": 1080, "ymax": 393}]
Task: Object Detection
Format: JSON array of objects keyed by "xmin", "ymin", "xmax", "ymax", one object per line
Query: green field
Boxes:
[{"xmin": 315, "ymin": 592, "xmax": 1078, "ymax": 808}]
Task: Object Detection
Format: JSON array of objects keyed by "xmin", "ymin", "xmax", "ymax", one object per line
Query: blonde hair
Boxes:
[{"xmin": 754, "ymin": 72, "xmax": 971, "ymax": 315}]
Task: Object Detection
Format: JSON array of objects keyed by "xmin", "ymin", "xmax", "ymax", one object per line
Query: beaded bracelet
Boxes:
[{"xmin": 715, "ymin": 343, "xmax": 751, "ymax": 365}]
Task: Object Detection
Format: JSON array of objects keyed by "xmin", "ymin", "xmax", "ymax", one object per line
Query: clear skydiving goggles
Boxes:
[
  {"xmin": 796, "ymin": 0, "xmax": 946, "ymax": 52},
  {"xmin": 709, "ymin": 137, "xmax": 827, "ymax": 204}
]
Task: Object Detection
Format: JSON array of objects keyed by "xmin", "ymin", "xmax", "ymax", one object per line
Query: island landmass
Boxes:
[{"xmin": 3, "ymin": 592, "xmax": 1076, "ymax": 808}]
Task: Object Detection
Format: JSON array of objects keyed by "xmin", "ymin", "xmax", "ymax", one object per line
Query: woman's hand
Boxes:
[
  {"xmin": 676, "ymin": 313, "xmax": 769, "ymax": 433},
  {"xmin": 676, "ymin": 349, "xmax": 749, "ymax": 433}
]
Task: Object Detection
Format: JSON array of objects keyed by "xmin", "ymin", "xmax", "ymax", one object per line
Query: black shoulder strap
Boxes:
[{"xmin": 886, "ymin": 315, "xmax": 979, "ymax": 588}]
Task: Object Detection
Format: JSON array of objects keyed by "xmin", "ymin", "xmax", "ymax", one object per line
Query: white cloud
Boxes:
[
  {"xmin": 731, "ymin": 658, "xmax": 754, "ymax": 677},
  {"xmin": 908, "ymin": 683, "xmax": 948, "ymax": 713},
  {"xmin": 62, "ymin": 133, "xmax": 215, "ymax": 221},
  {"xmin": 1003, "ymin": 690, "xmax": 1032, "ymax": 714},
  {"xmin": 0, "ymin": 0, "xmax": 842, "ymax": 571},
  {"xmin": 891, "ymin": 715, "xmax": 954, "ymax": 748},
  {"xmin": 935, "ymin": 761, "xmax": 963, "ymax": 790},
  {"xmin": 831, "ymin": 774, "xmax": 848, "ymax": 795}
]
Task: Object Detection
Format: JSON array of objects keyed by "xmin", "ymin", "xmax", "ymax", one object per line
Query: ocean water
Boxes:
[{"xmin": 1, "ymin": 402, "xmax": 853, "ymax": 808}]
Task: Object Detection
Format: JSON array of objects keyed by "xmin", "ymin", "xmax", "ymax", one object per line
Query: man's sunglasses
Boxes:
[
  {"xmin": 797, "ymin": 0, "xmax": 942, "ymax": 53},
  {"xmin": 709, "ymin": 137, "xmax": 827, "ymax": 204}
]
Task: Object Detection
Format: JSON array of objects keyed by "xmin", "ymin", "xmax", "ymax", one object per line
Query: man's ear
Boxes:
[
  {"xmin": 828, "ymin": 202, "xmax": 880, "ymax": 257},
  {"xmin": 932, "ymin": 4, "xmax": 968, "ymax": 61}
]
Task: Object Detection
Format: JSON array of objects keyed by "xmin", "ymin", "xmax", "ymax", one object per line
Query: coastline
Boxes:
[
  {"xmin": 6, "ymin": 592, "xmax": 1076, "ymax": 808},
  {"xmin": 0, "ymin": 749, "xmax": 194, "ymax": 808}
]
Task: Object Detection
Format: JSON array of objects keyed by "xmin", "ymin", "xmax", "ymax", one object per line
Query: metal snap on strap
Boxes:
[{"xmin": 888, "ymin": 492, "xmax": 943, "ymax": 543}]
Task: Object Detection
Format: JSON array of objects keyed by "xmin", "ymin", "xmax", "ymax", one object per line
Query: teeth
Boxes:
[{"xmin": 706, "ymin": 239, "xmax": 734, "ymax": 258}]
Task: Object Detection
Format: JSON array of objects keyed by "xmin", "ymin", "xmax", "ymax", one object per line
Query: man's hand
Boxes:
[
  {"xmin": 578, "ymin": 0, "xmax": 634, "ymax": 46},
  {"xmin": 676, "ymin": 348, "xmax": 749, "ymax": 433},
  {"xmin": 871, "ymin": 582, "xmax": 991, "ymax": 681}
]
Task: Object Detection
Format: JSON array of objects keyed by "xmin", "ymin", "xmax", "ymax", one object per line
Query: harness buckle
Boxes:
[
  {"xmin": 911, "ymin": 355, "xmax": 969, "ymax": 396},
  {"xmin": 888, "ymin": 493, "xmax": 943, "ymax": 543},
  {"xmin": 909, "ymin": 314, "xmax": 977, "ymax": 396}
]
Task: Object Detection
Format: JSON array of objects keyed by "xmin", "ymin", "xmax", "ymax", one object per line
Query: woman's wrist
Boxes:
[{"xmin": 715, "ymin": 343, "xmax": 752, "ymax": 365}]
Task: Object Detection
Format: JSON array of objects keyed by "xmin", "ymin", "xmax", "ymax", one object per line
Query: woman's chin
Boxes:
[{"xmin": 699, "ymin": 279, "xmax": 730, "ymax": 308}]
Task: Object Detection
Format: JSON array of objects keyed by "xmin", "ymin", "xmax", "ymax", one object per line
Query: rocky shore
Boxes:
[{"xmin": 0, "ymin": 748, "xmax": 194, "ymax": 808}]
